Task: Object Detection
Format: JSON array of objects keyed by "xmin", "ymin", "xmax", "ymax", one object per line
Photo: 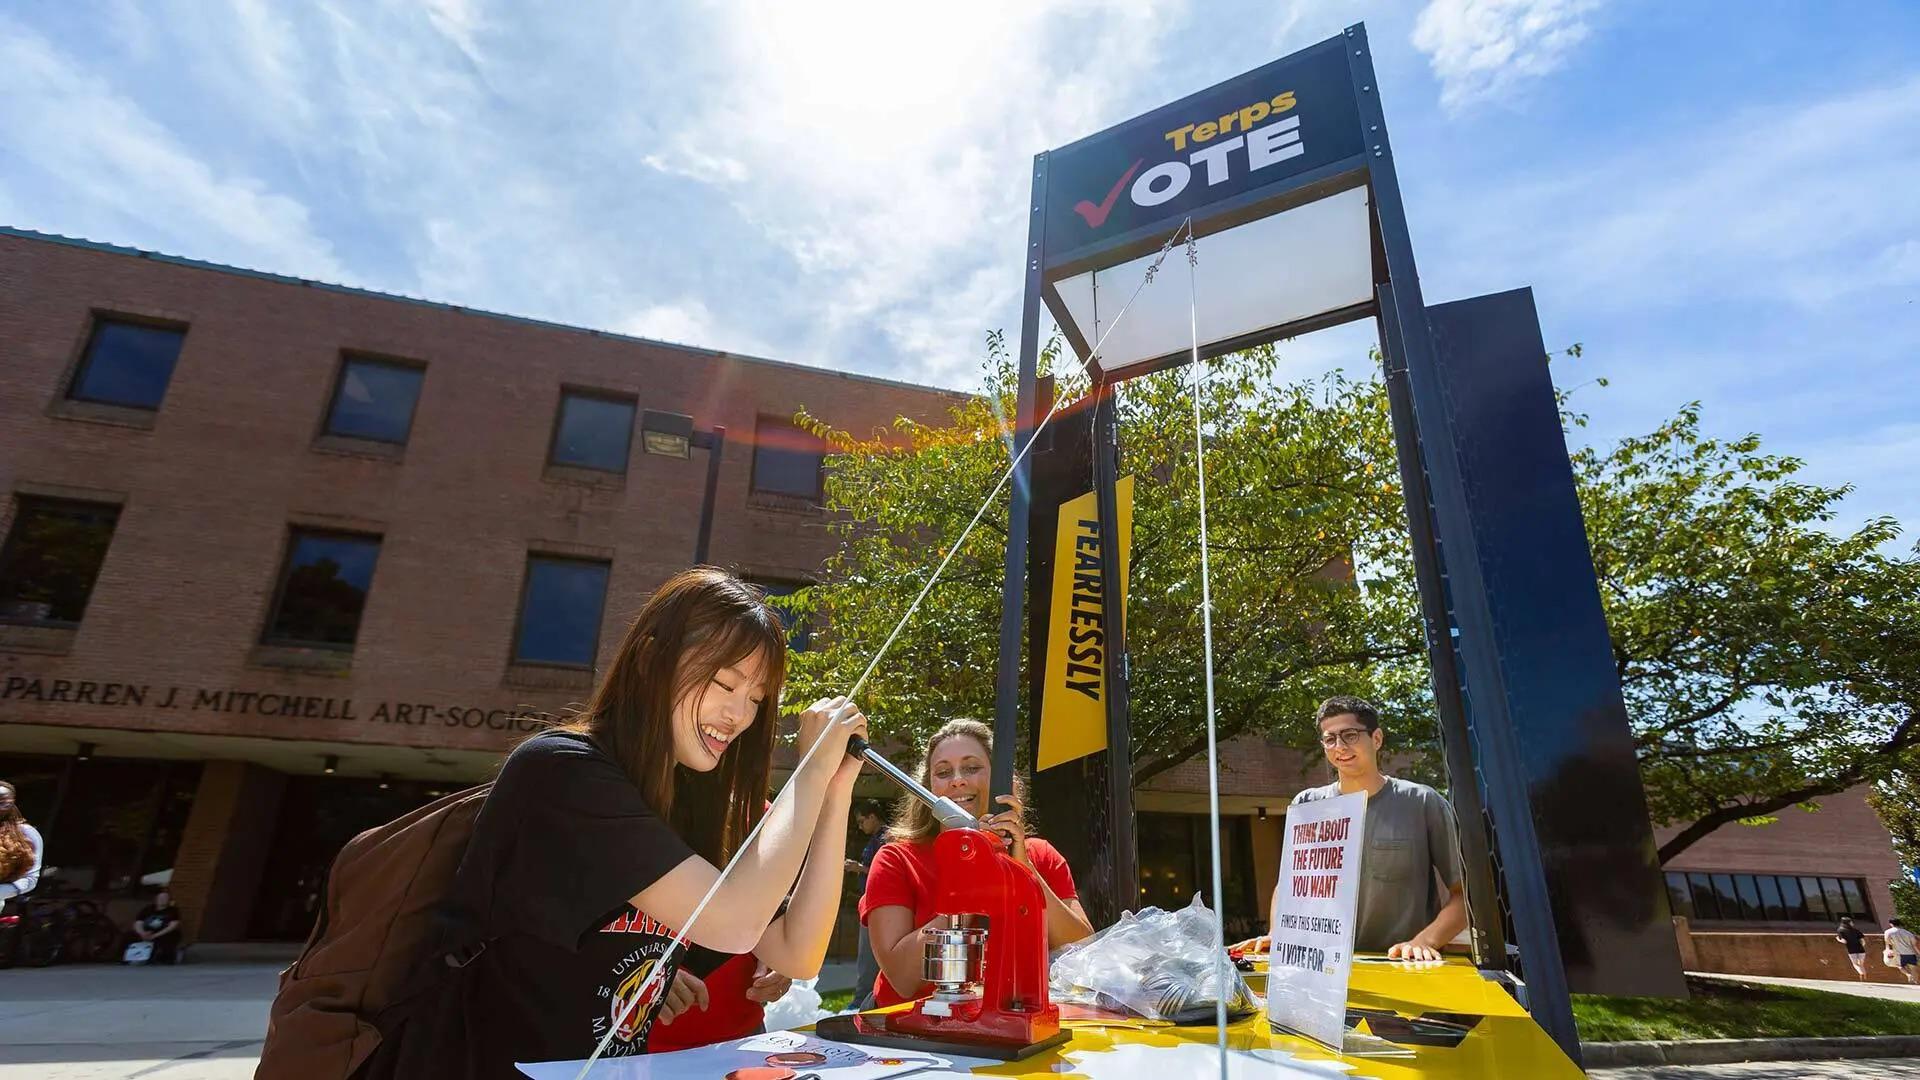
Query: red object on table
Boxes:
[{"xmin": 885, "ymin": 827, "xmax": 1061, "ymax": 1051}]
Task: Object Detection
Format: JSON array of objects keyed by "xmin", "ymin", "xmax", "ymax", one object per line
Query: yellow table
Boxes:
[{"xmin": 871, "ymin": 958, "xmax": 1585, "ymax": 1078}]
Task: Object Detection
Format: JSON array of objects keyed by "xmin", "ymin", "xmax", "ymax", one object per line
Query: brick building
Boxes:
[
  {"xmin": 0, "ymin": 227, "xmax": 1906, "ymax": 973},
  {"xmin": 0, "ymin": 227, "xmax": 965, "ymax": 943},
  {"xmin": 1659, "ymin": 787, "xmax": 1910, "ymax": 984}
]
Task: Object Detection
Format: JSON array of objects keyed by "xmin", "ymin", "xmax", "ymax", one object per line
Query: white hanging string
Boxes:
[
  {"xmin": 1181, "ymin": 224, "xmax": 1232, "ymax": 1078},
  {"xmin": 570, "ymin": 225, "xmax": 1190, "ymax": 1079}
]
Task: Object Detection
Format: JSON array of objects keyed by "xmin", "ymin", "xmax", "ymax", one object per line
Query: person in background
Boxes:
[
  {"xmin": 1236, "ymin": 696, "xmax": 1468, "ymax": 960},
  {"xmin": 128, "ymin": 889, "xmax": 184, "ymax": 965},
  {"xmin": 0, "ymin": 781, "xmax": 41, "ymax": 914},
  {"xmin": 1884, "ymin": 918, "xmax": 1917, "ymax": 985},
  {"xmin": 860, "ymin": 719, "xmax": 1094, "ymax": 1007},
  {"xmin": 1837, "ymin": 915, "xmax": 1870, "ymax": 980},
  {"xmin": 844, "ymin": 801, "xmax": 887, "ymax": 1006}
]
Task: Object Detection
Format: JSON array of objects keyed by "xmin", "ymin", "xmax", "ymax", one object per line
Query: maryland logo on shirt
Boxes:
[{"xmin": 588, "ymin": 907, "xmax": 682, "ymax": 1055}]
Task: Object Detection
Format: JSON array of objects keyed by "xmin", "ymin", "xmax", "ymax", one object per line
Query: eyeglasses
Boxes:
[{"xmin": 1319, "ymin": 728, "xmax": 1372, "ymax": 750}]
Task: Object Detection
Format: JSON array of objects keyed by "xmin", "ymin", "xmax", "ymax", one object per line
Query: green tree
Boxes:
[
  {"xmin": 1867, "ymin": 762, "xmax": 1920, "ymax": 925},
  {"xmin": 1570, "ymin": 401, "xmax": 1920, "ymax": 863},
  {"xmin": 778, "ymin": 334, "xmax": 1425, "ymax": 781},
  {"xmin": 780, "ymin": 333, "xmax": 1920, "ymax": 870}
]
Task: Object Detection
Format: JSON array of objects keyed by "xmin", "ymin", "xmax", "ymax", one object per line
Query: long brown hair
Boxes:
[
  {"xmin": 0, "ymin": 782, "xmax": 32, "ymax": 884},
  {"xmin": 887, "ymin": 719, "xmax": 1029, "ymax": 844},
  {"xmin": 553, "ymin": 568, "xmax": 788, "ymax": 864}
]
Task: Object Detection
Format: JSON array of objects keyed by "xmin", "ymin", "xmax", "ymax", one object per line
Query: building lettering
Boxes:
[{"xmin": 1, "ymin": 673, "xmax": 560, "ymax": 738}]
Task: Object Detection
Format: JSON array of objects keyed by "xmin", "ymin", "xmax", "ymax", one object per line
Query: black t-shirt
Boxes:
[
  {"xmin": 1840, "ymin": 925, "xmax": 1867, "ymax": 952},
  {"xmin": 136, "ymin": 904, "xmax": 180, "ymax": 934},
  {"xmin": 369, "ymin": 731, "xmax": 697, "ymax": 1078}
]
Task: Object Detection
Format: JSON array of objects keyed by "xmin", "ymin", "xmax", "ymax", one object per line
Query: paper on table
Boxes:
[{"xmin": 515, "ymin": 1029, "xmax": 951, "ymax": 1080}]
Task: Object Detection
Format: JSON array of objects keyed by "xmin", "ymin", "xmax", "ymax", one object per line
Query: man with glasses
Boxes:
[{"xmin": 1292, "ymin": 695, "xmax": 1468, "ymax": 960}]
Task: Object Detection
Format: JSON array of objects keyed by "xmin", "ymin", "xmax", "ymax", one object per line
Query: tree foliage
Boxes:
[
  {"xmin": 1866, "ymin": 764, "xmax": 1920, "ymax": 925},
  {"xmin": 778, "ymin": 334, "xmax": 1920, "ymax": 867},
  {"xmin": 1572, "ymin": 401, "xmax": 1920, "ymax": 863},
  {"xmin": 779, "ymin": 334, "xmax": 1423, "ymax": 781}
]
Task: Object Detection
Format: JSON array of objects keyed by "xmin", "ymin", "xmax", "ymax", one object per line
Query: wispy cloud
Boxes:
[
  {"xmin": 0, "ymin": 17, "xmax": 343, "ymax": 278},
  {"xmin": 1426, "ymin": 74, "xmax": 1920, "ymax": 315},
  {"xmin": 641, "ymin": 0, "xmax": 1189, "ymax": 387},
  {"xmin": 1411, "ymin": 0, "xmax": 1604, "ymax": 111}
]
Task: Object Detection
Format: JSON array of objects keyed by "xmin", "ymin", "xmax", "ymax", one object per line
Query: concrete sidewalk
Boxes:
[
  {"xmin": 0, "ymin": 961, "xmax": 277, "ymax": 1079},
  {"xmin": 0, "ymin": 954, "xmax": 856, "ymax": 1079},
  {"xmin": 1692, "ymin": 971, "xmax": 1920, "ymax": 1003}
]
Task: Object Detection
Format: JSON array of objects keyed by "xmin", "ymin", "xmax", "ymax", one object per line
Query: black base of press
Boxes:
[{"xmin": 815, "ymin": 1013, "xmax": 1073, "ymax": 1062}]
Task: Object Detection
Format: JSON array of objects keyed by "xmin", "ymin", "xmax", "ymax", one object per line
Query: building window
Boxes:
[
  {"xmin": 1137, "ymin": 813, "xmax": 1261, "ymax": 941},
  {"xmin": 0, "ymin": 498, "xmax": 122, "ymax": 625},
  {"xmin": 751, "ymin": 416, "xmax": 825, "ymax": 500},
  {"xmin": 549, "ymin": 391, "xmax": 635, "ymax": 473},
  {"xmin": 324, "ymin": 356, "xmax": 425, "ymax": 444},
  {"xmin": 514, "ymin": 556, "xmax": 610, "ymax": 667},
  {"xmin": 69, "ymin": 318, "xmax": 187, "ymax": 410},
  {"xmin": 752, "ymin": 579, "xmax": 813, "ymax": 651},
  {"xmin": 263, "ymin": 530, "xmax": 382, "ymax": 648},
  {"xmin": 1663, "ymin": 871, "xmax": 1874, "ymax": 923}
]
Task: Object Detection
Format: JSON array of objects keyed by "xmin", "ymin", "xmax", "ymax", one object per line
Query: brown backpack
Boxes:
[{"xmin": 256, "ymin": 783, "xmax": 492, "ymax": 1079}]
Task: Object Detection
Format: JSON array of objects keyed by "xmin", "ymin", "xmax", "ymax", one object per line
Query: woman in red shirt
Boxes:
[{"xmin": 858, "ymin": 719, "xmax": 1095, "ymax": 1006}]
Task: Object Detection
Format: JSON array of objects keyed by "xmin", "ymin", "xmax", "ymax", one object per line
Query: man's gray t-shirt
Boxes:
[{"xmin": 1291, "ymin": 777, "xmax": 1463, "ymax": 952}]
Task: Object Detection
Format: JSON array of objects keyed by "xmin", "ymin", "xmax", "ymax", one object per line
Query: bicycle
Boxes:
[{"xmin": 0, "ymin": 868, "xmax": 123, "ymax": 967}]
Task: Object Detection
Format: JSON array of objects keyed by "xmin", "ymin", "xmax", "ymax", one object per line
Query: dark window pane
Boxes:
[
  {"xmin": 1821, "ymin": 878, "xmax": 1850, "ymax": 920},
  {"xmin": 1688, "ymin": 872, "xmax": 1720, "ymax": 919},
  {"xmin": 326, "ymin": 359, "xmax": 424, "ymax": 443},
  {"xmin": 1800, "ymin": 876, "xmax": 1829, "ymax": 918},
  {"xmin": 70, "ymin": 320, "xmax": 185, "ymax": 409},
  {"xmin": 266, "ymin": 531, "xmax": 381, "ymax": 646},
  {"xmin": 551, "ymin": 393, "xmax": 634, "ymax": 472},
  {"xmin": 1777, "ymin": 875, "xmax": 1807, "ymax": 920},
  {"xmin": 0, "ymin": 498, "xmax": 121, "ymax": 624},
  {"xmin": 0, "ymin": 500, "xmax": 120, "ymax": 624},
  {"xmin": 1840, "ymin": 879, "xmax": 1869, "ymax": 919},
  {"xmin": 1710, "ymin": 874, "xmax": 1741, "ymax": 921},
  {"xmin": 754, "ymin": 580, "xmax": 813, "ymax": 651},
  {"xmin": 1756, "ymin": 875, "xmax": 1786, "ymax": 921},
  {"xmin": 1733, "ymin": 875, "xmax": 1764, "ymax": 921},
  {"xmin": 751, "ymin": 418, "xmax": 824, "ymax": 499},
  {"xmin": 515, "ymin": 557, "xmax": 610, "ymax": 666},
  {"xmin": 1665, "ymin": 873, "xmax": 1693, "ymax": 919}
]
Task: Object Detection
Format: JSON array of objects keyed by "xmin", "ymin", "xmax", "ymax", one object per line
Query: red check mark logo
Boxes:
[{"xmin": 1073, "ymin": 158, "xmax": 1144, "ymax": 229}]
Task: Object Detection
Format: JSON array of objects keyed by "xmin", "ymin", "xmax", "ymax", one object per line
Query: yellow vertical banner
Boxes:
[{"xmin": 1037, "ymin": 475, "xmax": 1134, "ymax": 772}]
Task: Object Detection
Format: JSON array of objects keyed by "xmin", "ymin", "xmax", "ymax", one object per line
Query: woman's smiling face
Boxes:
[
  {"xmin": 926, "ymin": 734, "xmax": 990, "ymax": 820},
  {"xmin": 669, "ymin": 647, "xmax": 769, "ymax": 772}
]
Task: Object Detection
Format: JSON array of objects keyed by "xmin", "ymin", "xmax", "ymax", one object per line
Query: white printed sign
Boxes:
[{"xmin": 1265, "ymin": 790, "xmax": 1365, "ymax": 1049}]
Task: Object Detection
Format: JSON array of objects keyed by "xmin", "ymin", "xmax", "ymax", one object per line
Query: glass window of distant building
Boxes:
[
  {"xmin": 0, "ymin": 497, "xmax": 122, "ymax": 625},
  {"xmin": 514, "ymin": 556, "xmax": 611, "ymax": 667},
  {"xmin": 324, "ymin": 355, "xmax": 425, "ymax": 444},
  {"xmin": 69, "ymin": 317, "xmax": 187, "ymax": 410},
  {"xmin": 549, "ymin": 391, "xmax": 636, "ymax": 473},
  {"xmin": 751, "ymin": 416, "xmax": 825, "ymax": 500},
  {"xmin": 1664, "ymin": 871, "xmax": 1874, "ymax": 922},
  {"xmin": 263, "ymin": 530, "xmax": 383, "ymax": 647}
]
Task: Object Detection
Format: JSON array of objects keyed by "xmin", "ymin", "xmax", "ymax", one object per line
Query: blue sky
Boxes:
[{"xmin": 3, "ymin": 1, "xmax": 1915, "ymax": 543}]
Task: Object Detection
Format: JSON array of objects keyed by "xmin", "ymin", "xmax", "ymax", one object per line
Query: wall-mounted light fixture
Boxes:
[{"xmin": 323, "ymin": 755, "xmax": 339, "ymax": 775}]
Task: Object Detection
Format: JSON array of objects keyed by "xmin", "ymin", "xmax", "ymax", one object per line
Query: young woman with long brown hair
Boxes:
[
  {"xmin": 0, "ymin": 781, "xmax": 43, "ymax": 913},
  {"xmin": 365, "ymin": 568, "xmax": 867, "ymax": 1076},
  {"xmin": 858, "ymin": 719, "xmax": 1094, "ymax": 1006}
]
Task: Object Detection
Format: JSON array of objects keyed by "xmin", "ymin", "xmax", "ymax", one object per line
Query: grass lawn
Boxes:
[
  {"xmin": 821, "ymin": 988, "xmax": 855, "ymax": 1013},
  {"xmin": 1572, "ymin": 974, "xmax": 1920, "ymax": 1042}
]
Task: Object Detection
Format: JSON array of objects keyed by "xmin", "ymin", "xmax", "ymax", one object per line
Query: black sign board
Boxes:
[{"xmin": 1041, "ymin": 36, "xmax": 1364, "ymax": 270}]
